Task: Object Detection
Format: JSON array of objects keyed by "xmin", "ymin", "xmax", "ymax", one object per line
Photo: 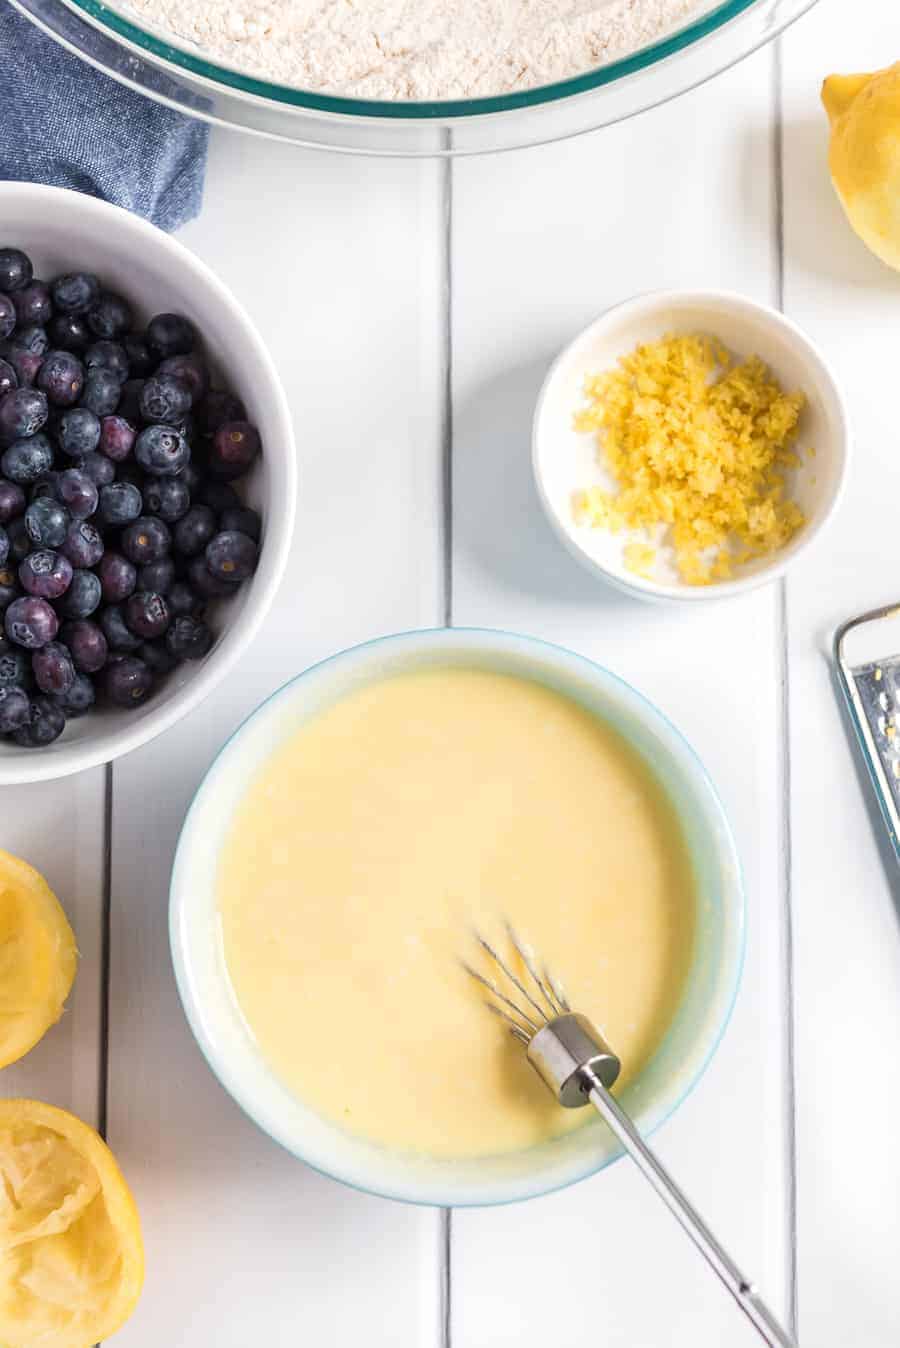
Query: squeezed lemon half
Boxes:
[
  {"xmin": 0, "ymin": 1099, "xmax": 144, "ymax": 1348},
  {"xmin": 0, "ymin": 850, "xmax": 78, "ymax": 1070}
]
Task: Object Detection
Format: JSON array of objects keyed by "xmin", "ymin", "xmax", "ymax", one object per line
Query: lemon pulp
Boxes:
[{"xmin": 0, "ymin": 1099, "xmax": 144, "ymax": 1348}]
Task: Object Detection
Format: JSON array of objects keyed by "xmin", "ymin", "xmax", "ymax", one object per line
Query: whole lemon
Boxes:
[{"xmin": 823, "ymin": 64, "xmax": 900, "ymax": 271}]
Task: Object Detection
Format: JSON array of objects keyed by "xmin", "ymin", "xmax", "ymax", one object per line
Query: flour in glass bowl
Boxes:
[{"xmin": 112, "ymin": 0, "xmax": 705, "ymax": 100}]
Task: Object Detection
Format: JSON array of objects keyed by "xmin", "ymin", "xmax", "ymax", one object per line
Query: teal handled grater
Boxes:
[{"xmin": 835, "ymin": 603, "xmax": 900, "ymax": 865}]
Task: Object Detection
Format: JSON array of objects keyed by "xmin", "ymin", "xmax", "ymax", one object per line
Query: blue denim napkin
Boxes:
[{"xmin": 0, "ymin": 2, "xmax": 209, "ymax": 231}]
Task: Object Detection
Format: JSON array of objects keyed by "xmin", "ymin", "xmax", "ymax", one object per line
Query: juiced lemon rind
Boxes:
[
  {"xmin": 0, "ymin": 1099, "xmax": 144, "ymax": 1348},
  {"xmin": 0, "ymin": 850, "xmax": 78, "ymax": 1070}
]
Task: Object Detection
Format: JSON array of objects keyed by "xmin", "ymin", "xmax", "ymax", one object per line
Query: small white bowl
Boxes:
[
  {"xmin": 533, "ymin": 289, "xmax": 850, "ymax": 603},
  {"xmin": 171, "ymin": 627, "xmax": 745, "ymax": 1207},
  {"xmin": 0, "ymin": 184, "xmax": 296, "ymax": 783}
]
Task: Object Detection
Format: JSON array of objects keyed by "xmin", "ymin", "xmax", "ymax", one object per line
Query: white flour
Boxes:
[{"xmin": 117, "ymin": 0, "xmax": 703, "ymax": 99}]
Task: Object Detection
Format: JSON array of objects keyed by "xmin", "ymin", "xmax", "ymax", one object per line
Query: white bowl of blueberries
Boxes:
[{"xmin": 0, "ymin": 184, "xmax": 296, "ymax": 783}]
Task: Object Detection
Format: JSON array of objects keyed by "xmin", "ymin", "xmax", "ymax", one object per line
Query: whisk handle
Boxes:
[{"xmin": 582, "ymin": 1067, "xmax": 797, "ymax": 1348}]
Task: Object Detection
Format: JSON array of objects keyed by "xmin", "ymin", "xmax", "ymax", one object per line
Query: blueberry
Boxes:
[
  {"xmin": 5, "ymin": 596, "xmax": 58, "ymax": 648},
  {"xmin": 61, "ymin": 520, "xmax": 103, "ymax": 568},
  {"xmin": 123, "ymin": 335, "xmax": 154, "ymax": 378},
  {"xmin": 0, "ymin": 642, "xmax": 29, "ymax": 688},
  {"xmin": 96, "ymin": 481, "xmax": 142, "ymax": 531},
  {"xmin": 6, "ymin": 519, "xmax": 30, "ymax": 565},
  {"xmin": 0, "ymin": 479, "xmax": 24, "ymax": 522},
  {"xmin": 173, "ymin": 504, "xmax": 215, "ymax": 557},
  {"xmin": 57, "ymin": 468, "xmax": 98, "ymax": 520},
  {"xmin": 186, "ymin": 555, "xmax": 238, "ymax": 599},
  {"xmin": 0, "ymin": 249, "xmax": 33, "ymax": 294},
  {"xmin": 105, "ymin": 654, "xmax": 155, "ymax": 708},
  {"xmin": 58, "ymin": 407, "xmax": 101, "ymax": 457},
  {"xmin": 97, "ymin": 552, "xmax": 136, "ymax": 604},
  {"xmin": 53, "ymin": 671, "xmax": 95, "ymax": 717},
  {"xmin": 121, "ymin": 516, "xmax": 171, "ymax": 565},
  {"xmin": 138, "ymin": 558, "xmax": 175, "ymax": 593},
  {"xmin": 125, "ymin": 591, "xmax": 170, "ymax": 640},
  {"xmin": 205, "ymin": 530, "xmax": 257, "ymax": 584},
  {"xmin": 209, "ymin": 421, "xmax": 261, "ymax": 480},
  {"xmin": 158, "ymin": 354, "xmax": 208, "ymax": 404},
  {"xmin": 85, "ymin": 340, "xmax": 129, "ymax": 383},
  {"xmin": 138, "ymin": 639, "xmax": 178, "ymax": 675},
  {"xmin": 87, "ymin": 292, "xmax": 132, "ymax": 340},
  {"xmin": 79, "ymin": 368, "xmax": 121, "ymax": 417},
  {"xmin": 1, "ymin": 436, "xmax": 52, "ymax": 489},
  {"xmin": 0, "ymin": 566, "xmax": 18, "ymax": 612},
  {"xmin": 6, "ymin": 349, "xmax": 43, "ymax": 388},
  {"xmin": 0, "ymin": 361, "xmax": 17, "ymax": 401},
  {"xmin": 0, "ymin": 295, "xmax": 17, "ymax": 341},
  {"xmin": 51, "ymin": 272, "xmax": 100, "ymax": 316},
  {"xmin": 24, "ymin": 498, "xmax": 69, "ymax": 548},
  {"xmin": 61, "ymin": 619, "xmax": 107, "ymax": 673},
  {"xmin": 60, "ymin": 569, "xmax": 101, "ymax": 619},
  {"xmin": 78, "ymin": 452, "xmax": 115, "ymax": 487},
  {"xmin": 220, "ymin": 506, "xmax": 261, "ymax": 542},
  {"xmin": 32, "ymin": 641, "xmax": 75, "ymax": 696},
  {"xmin": 13, "ymin": 696, "xmax": 66, "ymax": 746},
  {"xmin": 141, "ymin": 476, "xmax": 189, "ymax": 523},
  {"xmin": 166, "ymin": 580, "xmax": 204, "ymax": 618},
  {"xmin": 139, "ymin": 373, "xmax": 192, "ymax": 426},
  {"xmin": 166, "ymin": 614, "xmax": 212, "ymax": 661},
  {"xmin": 0, "ymin": 526, "xmax": 8, "ymax": 567},
  {"xmin": 48, "ymin": 313, "xmax": 90, "ymax": 353},
  {"xmin": 98, "ymin": 415, "xmax": 135, "ymax": 462},
  {"xmin": 19, "ymin": 549, "xmax": 73, "ymax": 600},
  {"xmin": 13, "ymin": 281, "xmax": 52, "ymax": 328},
  {"xmin": 11, "ymin": 324, "xmax": 48, "ymax": 356},
  {"xmin": 99, "ymin": 604, "xmax": 141, "ymax": 653},
  {"xmin": 0, "ymin": 685, "xmax": 30, "ymax": 733},
  {"xmin": 0, "ymin": 389, "xmax": 48, "ymax": 446},
  {"xmin": 134, "ymin": 424, "xmax": 190, "ymax": 477},
  {"xmin": 146, "ymin": 313, "xmax": 194, "ymax": 359},
  {"xmin": 37, "ymin": 351, "xmax": 84, "ymax": 407},
  {"xmin": 199, "ymin": 389, "xmax": 246, "ymax": 436}
]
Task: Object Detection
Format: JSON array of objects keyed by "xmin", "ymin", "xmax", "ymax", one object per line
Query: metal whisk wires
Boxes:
[
  {"xmin": 462, "ymin": 923, "xmax": 570, "ymax": 1046},
  {"xmin": 459, "ymin": 923, "xmax": 798, "ymax": 1348}
]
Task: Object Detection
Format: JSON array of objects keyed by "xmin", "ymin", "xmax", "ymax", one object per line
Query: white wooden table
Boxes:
[{"xmin": 6, "ymin": 0, "xmax": 900, "ymax": 1341}]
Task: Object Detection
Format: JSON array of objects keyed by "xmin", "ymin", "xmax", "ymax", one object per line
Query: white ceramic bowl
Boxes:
[
  {"xmin": 171, "ymin": 627, "xmax": 745, "ymax": 1207},
  {"xmin": 533, "ymin": 289, "xmax": 850, "ymax": 603},
  {"xmin": 0, "ymin": 184, "xmax": 296, "ymax": 783}
]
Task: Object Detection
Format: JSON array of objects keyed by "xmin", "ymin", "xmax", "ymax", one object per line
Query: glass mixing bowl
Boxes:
[{"xmin": 12, "ymin": 0, "xmax": 817, "ymax": 155}]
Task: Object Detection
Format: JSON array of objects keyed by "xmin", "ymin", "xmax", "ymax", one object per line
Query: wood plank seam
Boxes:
[{"xmin": 772, "ymin": 34, "xmax": 800, "ymax": 1343}]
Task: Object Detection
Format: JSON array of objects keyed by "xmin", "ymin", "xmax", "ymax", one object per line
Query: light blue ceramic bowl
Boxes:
[{"xmin": 170, "ymin": 628, "xmax": 745, "ymax": 1206}]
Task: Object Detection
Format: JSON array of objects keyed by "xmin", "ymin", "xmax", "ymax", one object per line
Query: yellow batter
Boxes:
[{"xmin": 218, "ymin": 668, "xmax": 696, "ymax": 1159}]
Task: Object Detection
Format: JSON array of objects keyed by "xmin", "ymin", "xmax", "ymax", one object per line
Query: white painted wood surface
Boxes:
[
  {"xmin": 5, "ymin": 0, "xmax": 900, "ymax": 1342},
  {"xmin": 450, "ymin": 40, "xmax": 793, "ymax": 1348},
  {"xmin": 782, "ymin": 4, "xmax": 900, "ymax": 1345}
]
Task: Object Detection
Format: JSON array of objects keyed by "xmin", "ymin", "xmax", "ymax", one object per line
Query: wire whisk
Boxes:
[{"xmin": 465, "ymin": 925, "xmax": 797, "ymax": 1348}]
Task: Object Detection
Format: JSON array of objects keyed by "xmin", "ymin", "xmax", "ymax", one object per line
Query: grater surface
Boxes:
[
  {"xmin": 835, "ymin": 605, "xmax": 900, "ymax": 864},
  {"xmin": 851, "ymin": 658, "xmax": 900, "ymax": 810}
]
